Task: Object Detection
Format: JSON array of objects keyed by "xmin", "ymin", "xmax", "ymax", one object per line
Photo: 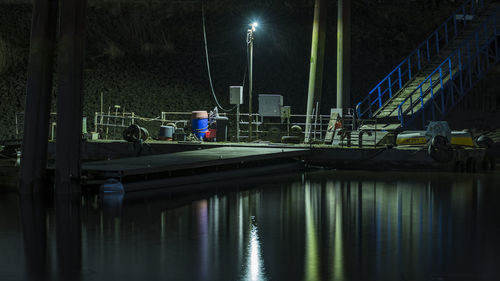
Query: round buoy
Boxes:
[
  {"xmin": 290, "ymin": 125, "xmax": 303, "ymax": 136},
  {"xmin": 428, "ymin": 135, "xmax": 454, "ymax": 163},
  {"xmin": 476, "ymin": 135, "xmax": 494, "ymax": 148}
]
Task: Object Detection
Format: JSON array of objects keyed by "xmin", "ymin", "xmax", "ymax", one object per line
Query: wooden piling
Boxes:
[
  {"xmin": 19, "ymin": 0, "xmax": 59, "ymax": 194},
  {"xmin": 55, "ymin": 0, "xmax": 87, "ymax": 192}
]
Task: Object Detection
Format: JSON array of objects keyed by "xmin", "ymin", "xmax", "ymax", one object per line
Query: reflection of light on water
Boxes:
[
  {"xmin": 249, "ymin": 223, "xmax": 260, "ymax": 280},
  {"xmin": 238, "ymin": 195, "xmax": 244, "ymax": 267},
  {"xmin": 304, "ymin": 182, "xmax": 319, "ymax": 281},
  {"xmin": 325, "ymin": 182, "xmax": 344, "ymax": 280},
  {"xmin": 197, "ymin": 200, "xmax": 209, "ymax": 281},
  {"xmin": 242, "ymin": 216, "xmax": 266, "ymax": 281},
  {"xmin": 333, "ymin": 184, "xmax": 344, "ymax": 281}
]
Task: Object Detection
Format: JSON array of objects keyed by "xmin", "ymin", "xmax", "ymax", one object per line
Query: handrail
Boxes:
[
  {"xmin": 397, "ymin": 7, "xmax": 499, "ymax": 127},
  {"xmin": 356, "ymin": 0, "xmax": 484, "ymax": 119}
]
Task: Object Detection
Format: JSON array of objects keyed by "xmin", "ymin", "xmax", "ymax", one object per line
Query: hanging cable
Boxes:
[
  {"xmin": 201, "ymin": 0, "xmax": 237, "ymax": 112},
  {"xmin": 241, "ymin": 32, "xmax": 250, "ymax": 89},
  {"xmin": 241, "ymin": 61, "xmax": 247, "ymax": 89},
  {"xmin": 245, "ymin": 30, "xmax": 252, "ymax": 89}
]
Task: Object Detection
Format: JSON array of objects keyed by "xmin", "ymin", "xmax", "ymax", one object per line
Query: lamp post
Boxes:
[{"xmin": 247, "ymin": 22, "xmax": 257, "ymax": 141}]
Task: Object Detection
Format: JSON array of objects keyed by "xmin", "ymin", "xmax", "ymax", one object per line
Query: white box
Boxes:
[
  {"xmin": 229, "ymin": 86, "xmax": 243, "ymax": 105},
  {"xmin": 258, "ymin": 94, "xmax": 283, "ymax": 117}
]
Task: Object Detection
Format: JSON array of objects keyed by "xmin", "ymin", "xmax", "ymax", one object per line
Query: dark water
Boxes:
[{"xmin": 1, "ymin": 170, "xmax": 500, "ymax": 281}]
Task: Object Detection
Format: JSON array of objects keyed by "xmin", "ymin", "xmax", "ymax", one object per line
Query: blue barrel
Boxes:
[{"xmin": 192, "ymin": 111, "xmax": 209, "ymax": 140}]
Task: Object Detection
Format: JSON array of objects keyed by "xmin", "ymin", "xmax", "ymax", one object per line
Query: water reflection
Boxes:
[
  {"xmin": 241, "ymin": 216, "xmax": 266, "ymax": 281},
  {"xmin": 101, "ymin": 193, "xmax": 124, "ymax": 217},
  {"xmin": 17, "ymin": 183, "xmax": 82, "ymax": 281},
  {"xmin": 100, "ymin": 180, "xmax": 124, "ymax": 217},
  {"xmin": 19, "ymin": 194, "xmax": 48, "ymax": 281},
  {"xmin": 332, "ymin": 182, "xmax": 345, "ymax": 281},
  {"xmin": 196, "ymin": 199, "xmax": 208, "ymax": 281},
  {"xmin": 304, "ymin": 182, "xmax": 319, "ymax": 281},
  {"xmin": 55, "ymin": 191, "xmax": 82, "ymax": 281},
  {"xmin": 2, "ymin": 171, "xmax": 499, "ymax": 280}
]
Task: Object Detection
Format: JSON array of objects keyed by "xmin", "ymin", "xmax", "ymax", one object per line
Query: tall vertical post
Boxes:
[
  {"xmin": 305, "ymin": 0, "xmax": 327, "ymax": 143},
  {"xmin": 56, "ymin": 0, "xmax": 87, "ymax": 192},
  {"xmin": 337, "ymin": 0, "xmax": 351, "ymax": 110},
  {"xmin": 247, "ymin": 28, "xmax": 254, "ymax": 141},
  {"xmin": 19, "ymin": 0, "xmax": 58, "ymax": 194},
  {"xmin": 236, "ymin": 104, "xmax": 240, "ymax": 142}
]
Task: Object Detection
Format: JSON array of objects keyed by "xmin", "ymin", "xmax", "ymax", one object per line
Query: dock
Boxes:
[
  {"xmin": 83, "ymin": 146, "xmax": 309, "ymax": 191},
  {"xmin": 2, "ymin": 139, "xmax": 495, "ymax": 193}
]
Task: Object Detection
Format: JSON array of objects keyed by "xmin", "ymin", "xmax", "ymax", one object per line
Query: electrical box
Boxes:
[
  {"xmin": 258, "ymin": 94, "xmax": 283, "ymax": 117},
  {"xmin": 280, "ymin": 106, "xmax": 291, "ymax": 123},
  {"xmin": 280, "ymin": 106, "xmax": 291, "ymax": 119},
  {"xmin": 229, "ymin": 86, "xmax": 243, "ymax": 105}
]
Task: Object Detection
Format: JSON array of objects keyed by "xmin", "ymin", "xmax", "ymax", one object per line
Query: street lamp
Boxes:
[{"xmin": 247, "ymin": 22, "xmax": 257, "ymax": 141}]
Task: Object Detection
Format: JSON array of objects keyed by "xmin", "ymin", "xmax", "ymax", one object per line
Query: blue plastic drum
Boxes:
[{"xmin": 191, "ymin": 111, "xmax": 209, "ymax": 140}]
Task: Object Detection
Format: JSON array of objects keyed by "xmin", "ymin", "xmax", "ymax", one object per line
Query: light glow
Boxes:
[{"xmin": 249, "ymin": 22, "xmax": 258, "ymax": 32}]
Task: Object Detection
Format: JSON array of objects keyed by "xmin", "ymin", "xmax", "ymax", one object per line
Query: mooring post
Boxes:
[
  {"xmin": 305, "ymin": 0, "xmax": 327, "ymax": 143},
  {"xmin": 19, "ymin": 0, "xmax": 59, "ymax": 194},
  {"xmin": 55, "ymin": 0, "xmax": 87, "ymax": 192},
  {"xmin": 337, "ymin": 0, "xmax": 351, "ymax": 111},
  {"xmin": 236, "ymin": 104, "xmax": 240, "ymax": 142}
]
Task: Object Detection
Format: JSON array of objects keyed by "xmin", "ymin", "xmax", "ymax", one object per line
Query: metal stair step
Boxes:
[{"xmin": 359, "ymin": 2, "xmax": 499, "ymax": 127}]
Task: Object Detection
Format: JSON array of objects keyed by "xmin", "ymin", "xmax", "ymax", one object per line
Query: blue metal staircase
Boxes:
[{"xmin": 356, "ymin": 0, "xmax": 500, "ymax": 130}]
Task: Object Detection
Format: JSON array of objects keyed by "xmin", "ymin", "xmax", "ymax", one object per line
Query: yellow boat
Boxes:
[{"xmin": 396, "ymin": 131, "xmax": 474, "ymax": 147}]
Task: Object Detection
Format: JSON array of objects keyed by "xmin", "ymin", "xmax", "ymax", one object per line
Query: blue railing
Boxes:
[
  {"xmin": 356, "ymin": 0, "xmax": 484, "ymax": 119},
  {"xmin": 397, "ymin": 8, "xmax": 499, "ymax": 127}
]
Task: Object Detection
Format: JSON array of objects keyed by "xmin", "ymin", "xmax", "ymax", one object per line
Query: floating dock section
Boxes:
[{"xmin": 83, "ymin": 146, "xmax": 309, "ymax": 192}]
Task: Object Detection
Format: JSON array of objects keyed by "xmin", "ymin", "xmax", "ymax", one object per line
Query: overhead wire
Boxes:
[{"xmin": 201, "ymin": 0, "xmax": 238, "ymax": 112}]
